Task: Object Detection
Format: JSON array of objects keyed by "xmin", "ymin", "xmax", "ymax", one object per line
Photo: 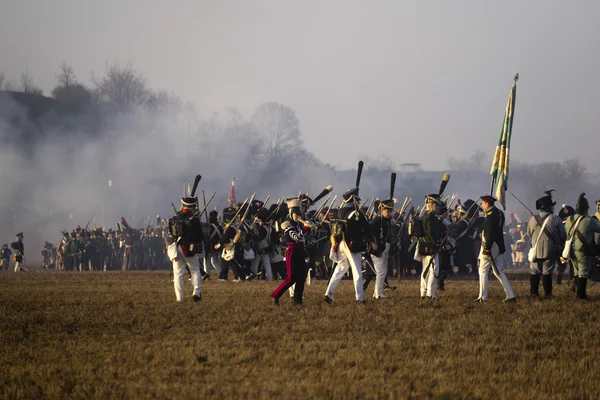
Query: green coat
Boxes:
[{"xmin": 565, "ymin": 213, "xmax": 600, "ymax": 278}]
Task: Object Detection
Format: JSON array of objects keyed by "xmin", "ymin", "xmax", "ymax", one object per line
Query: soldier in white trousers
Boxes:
[
  {"xmin": 167, "ymin": 185, "xmax": 205, "ymax": 303},
  {"xmin": 325, "ymin": 187, "xmax": 371, "ymax": 304},
  {"xmin": 370, "ymin": 199, "xmax": 394, "ymax": 299},
  {"xmin": 418, "ymin": 195, "xmax": 442, "ymax": 300},
  {"xmin": 475, "ymin": 195, "xmax": 516, "ymax": 302}
]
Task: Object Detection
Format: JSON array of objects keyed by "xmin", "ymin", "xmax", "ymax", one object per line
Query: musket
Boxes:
[
  {"xmin": 263, "ymin": 195, "xmax": 271, "ymax": 208},
  {"xmin": 171, "ymin": 203, "xmax": 178, "ymax": 215},
  {"xmin": 198, "ymin": 192, "xmax": 216, "ymax": 219},
  {"xmin": 510, "ymin": 191, "xmax": 560, "ymax": 244},
  {"xmin": 234, "ymin": 192, "xmax": 256, "ymax": 229},
  {"xmin": 202, "ymin": 190, "xmax": 209, "ymax": 223},
  {"xmin": 366, "ymin": 197, "xmax": 376, "ymax": 213},
  {"xmin": 359, "ymin": 197, "xmax": 369, "ymax": 210},
  {"xmin": 84, "ymin": 213, "xmax": 96, "ymax": 231},
  {"xmin": 323, "ymin": 195, "xmax": 338, "ymax": 218},
  {"xmin": 266, "ymin": 198, "xmax": 283, "ymax": 221},
  {"xmin": 223, "ymin": 197, "xmax": 250, "ymax": 231},
  {"xmin": 313, "ymin": 194, "xmax": 332, "ymax": 218}
]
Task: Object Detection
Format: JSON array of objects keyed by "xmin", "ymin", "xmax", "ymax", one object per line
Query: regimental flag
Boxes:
[
  {"xmin": 490, "ymin": 74, "xmax": 518, "ymax": 210},
  {"xmin": 228, "ymin": 178, "xmax": 236, "ymax": 208}
]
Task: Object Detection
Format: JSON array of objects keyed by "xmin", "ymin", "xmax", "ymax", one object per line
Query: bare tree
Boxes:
[
  {"xmin": 55, "ymin": 62, "xmax": 77, "ymax": 89},
  {"xmin": 18, "ymin": 71, "xmax": 43, "ymax": 95},
  {"xmin": 145, "ymin": 90, "xmax": 182, "ymax": 115},
  {"xmin": 251, "ymin": 102, "xmax": 302, "ymax": 164},
  {"xmin": 92, "ymin": 62, "xmax": 149, "ymax": 110}
]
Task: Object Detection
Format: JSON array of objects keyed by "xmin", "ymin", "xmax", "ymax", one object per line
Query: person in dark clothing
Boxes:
[{"xmin": 271, "ymin": 198, "xmax": 309, "ymax": 305}]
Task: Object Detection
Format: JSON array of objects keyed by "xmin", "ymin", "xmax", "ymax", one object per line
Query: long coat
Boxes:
[{"xmin": 527, "ymin": 211, "xmax": 566, "ymax": 260}]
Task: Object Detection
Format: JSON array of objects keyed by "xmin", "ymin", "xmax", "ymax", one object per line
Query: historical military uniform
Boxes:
[
  {"xmin": 556, "ymin": 205, "xmax": 575, "ymax": 284},
  {"xmin": 204, "ymin": 211, "xmax": 223, "ymax": 275},
  {"xmin": 369, "ymin": 199, "xmax": 394, "ymax": 299},
  {"xmin": 564, "ymin": 193, "xmax": 600, "ymax": 299},
  {"xmin": 526, "ymin": 195, "xmax": 566, "ymax": 297},
  {"xmin": 251, "ymin": 208, "xmax": 273, "ymax": 280},
  {"xmin": 325, "ymin": 187, "xmax": 372, "ymax": 303},
  {"xmin": 0, "ymin": 244, "xmax": 12, "ymax": 271},
  {"xmin": 475, "ymin": 196, "xmax": 516, "ymax": 302},
  {"xmin": 11, "ymin": 233, "xmax": 25, "ymax": 272},
  {"xmin": 271, "ymin": 198, "xmax": 309, "ymax": 305},
  {"xmin": 168, "ymin": 196, "xmax": 204, "ymax": 302},
  {"xmin": 419, "ymin": 195, "xmax": 441, "ymax": 299}
]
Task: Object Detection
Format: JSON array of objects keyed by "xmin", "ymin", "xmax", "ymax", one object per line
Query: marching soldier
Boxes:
[
  {"xmin": 11, "ymin": 233, "xmax": 25, "ymax": 272},
  {"xmin": 369, "ymin": 199, "xmax": 394, "ymax": 299},
  {"xmin": 271, "ymin": 198, "xmax": 309, "ymax": 305},
  {"xmin": 526, "ymin": 194, "xmax": 566, "ymax": 298},
  {"xmin": 167, "ymin": 188, "xmax": 205, "ymax": 302},
  {"xmin": 251, "ymin": 208, "xmax": 273, "ymax": 280},
  {"xmin": 475, "ymin": 196, "xmax": 516, "ymax": 302},
  {"xmin": 419, "ymin": 194, "xmax": 441, "ymax": 300},
  {"xmin": 204, "ymin": 210, "xmax": 223, "ymax": 276},
  {"xmin": 557, "ymin": 204, "xmax": 575, "ymax": 285},
  {"xmin": 564, "ymin": 193, "xmax": 600, "ymax": 300},
  {"xmin": 325, "ymin": 187, "xmax": 372, "ymax": 304},
  {"xmin": 41, "ymin": 242, "xmax": 55, "ymax": 269},
  {"xmin": 0, "ymin": 244, "xmax": 11, "ymax": 271}
]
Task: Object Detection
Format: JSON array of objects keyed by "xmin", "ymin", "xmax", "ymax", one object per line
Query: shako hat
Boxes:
[
  {"xmin": 425, "ymin": 194, "xmax": 441, "ymax": 205},
  {"xmin": 255, "ymin": 208, "xmax": 270, "ymax": 221},
  {"xmin": 480, "ymin": 195, "xmax": 497, "ymax": 204},
  {"xmin": 342, "ymin": 187, "xmax": 360, "ymax": 202},
  {"xmin": 222, "ymin": 207, "xmax": 237, "ymax": 223},
  {"xmin": 379, "ymin": 199, "xmax": 394, "ymax": 209},
  {"xmin": 181, "ymin": 197, "xmax": 198, "ymax": 207}
]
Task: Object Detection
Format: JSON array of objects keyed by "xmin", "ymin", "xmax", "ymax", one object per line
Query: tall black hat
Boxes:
[
  {"xmin": 222, "ymin": 207, "xmax": 237, "ymax": 223},
  {"xmin": 342, "ymin": 187, "xmax": 360, "ymax": 202},
  {"xmin": 181, "ymin": 197, "xmax": 198, "ymax": 207},
  {"xmin": 425, "ymin": 194, "xmax": 441, "ymax": 205},
  {"xmin": 16, "ymin": 232, "xmax": 23, "ymax": 239},
  {"xmin": 255, "ymin": 208, "xmax": 270, "ymax": 221},
  {"xmin": 379, "ymin": 199, "xmax": 394, "ymax": 209},
  {"xmin": 535, "ymin": 195, "xmax": 556, "ymax": 210}
]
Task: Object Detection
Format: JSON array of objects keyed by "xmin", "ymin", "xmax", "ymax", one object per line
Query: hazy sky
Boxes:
[{"xmin": 2, "ymin": 0, "xmax": 599, "ymax": 171}]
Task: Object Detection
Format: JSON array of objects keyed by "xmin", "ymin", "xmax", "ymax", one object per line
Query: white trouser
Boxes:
[
  {"xmin": 478, "ymin": 247, "xmax": 515, "ymax": 300},
  {"xmin": 172, "ymin": 247, "xmax": 202, "ymax": 302},
  {"xmin": 251, "ymin": 252, "xmax": 273, "ymax": 280},
  {"xmin": 326, "ymin": 242, "xmax": 364, "ymax": 301},
  {"xmin": 421, "ymin": 254, "xmax": 439, "ymax": 297},
  {"xmin": 204, "ymin": 254, "xmax": 221, "ymax": 275},
  {"xmin": 372, "ymin": 243, "xmax": 390, "ymax": 299},
  {"xmin": 14, "ymin": 261, "xmax": 22, "ymax": 272}
]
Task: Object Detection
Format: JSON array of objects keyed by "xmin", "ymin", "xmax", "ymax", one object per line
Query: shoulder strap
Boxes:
[
  {"xmin": 574, "ymin": 217, "xmax": 590, "ymax": 245},
  {"xmin": 532, "ymin": 215, "xmax": 552, "ymax": 248},
  {"xmin": 567, "ymin": 216, "xmax": 584, "ymax": 241}
]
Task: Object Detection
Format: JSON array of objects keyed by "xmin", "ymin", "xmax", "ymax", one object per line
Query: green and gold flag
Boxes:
[{"xmin": 490, "ymin": 74, "xmax": 518, "ymax": 210}]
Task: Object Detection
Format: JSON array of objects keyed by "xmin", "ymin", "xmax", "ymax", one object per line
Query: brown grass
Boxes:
[{"xmin": 1, "ymin": 271, "xmax": 599, "ymax": 399}]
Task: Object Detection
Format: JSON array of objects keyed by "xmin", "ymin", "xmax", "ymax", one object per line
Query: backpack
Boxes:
[{"xmin": 408, "ymin": 215, "xmax": 424, "ymax": 238}]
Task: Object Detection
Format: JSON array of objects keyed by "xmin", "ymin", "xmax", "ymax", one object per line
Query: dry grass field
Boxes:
[{"xmin": 1, "ymin": 270, "xmax": 600, "ymax": 399}]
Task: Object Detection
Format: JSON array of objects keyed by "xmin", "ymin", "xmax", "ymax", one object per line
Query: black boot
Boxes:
[
  {"xmin": 577, "ymin": 277, "xmax": 588, "ymax": 300},
  {"xmin": 529, "ymin": 274, "xmax": 541, "ymax": 297},
  {"xmin": 556, "ymin": 270, "xmax": 563, "ymax": 285},
  {"xmin": 542, "ymin": 275, "xmax": 553, "ymax": 298},
  {"xmin": 571, "ymin": 276, "xmax": 578, "ymax": 293}
]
